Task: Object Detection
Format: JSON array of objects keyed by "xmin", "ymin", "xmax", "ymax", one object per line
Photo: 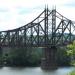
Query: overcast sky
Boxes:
[{"xmin": 0, "ymin": 0, "xmax": 75, "ymax": 31}]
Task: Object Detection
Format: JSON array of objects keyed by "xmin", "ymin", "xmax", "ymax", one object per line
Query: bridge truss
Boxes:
[{"xmin": 0, "ymin": 7, "xmax": 75, "ymax": 47}]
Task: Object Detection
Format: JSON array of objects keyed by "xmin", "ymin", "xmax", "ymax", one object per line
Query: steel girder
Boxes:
[{"xmin": 0, "ymin": 8, "xmax": 75, "ymax": 47}]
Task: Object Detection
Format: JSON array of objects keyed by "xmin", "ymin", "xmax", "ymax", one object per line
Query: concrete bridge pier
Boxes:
[{"xmin": 41, "ymin": 46, "xmax": 57, "ymax": 70}]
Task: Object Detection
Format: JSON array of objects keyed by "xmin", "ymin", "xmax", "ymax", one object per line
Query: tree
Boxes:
[
  {"xmin": 67, "ymin": 40, "xmax": 75, "ymax": 65},
  {"xmin": 67, "ymin": 41, "xmax": 75, "ymax": 56},
  {"xmin": 57, "ymin": 47, "xmax": 71, "ymax": 66},
  {"xmin": 4, "ymin": 47, "xmax": 42, "ymax": 66}
]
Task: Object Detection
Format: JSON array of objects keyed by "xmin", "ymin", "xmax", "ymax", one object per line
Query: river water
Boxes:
[{"xmin": 0, "ymin": 67, "xmax": 74, "ymax": 75}]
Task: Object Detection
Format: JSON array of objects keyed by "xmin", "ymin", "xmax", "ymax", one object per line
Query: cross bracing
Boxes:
[{"xmin": 0, "ymin": 7, "xmax": 75, "ymax": 47}]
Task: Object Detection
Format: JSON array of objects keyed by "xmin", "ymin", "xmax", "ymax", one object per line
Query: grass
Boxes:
[{"xmin": 68, "ymin": 71, "xmax": 75, "ymax": 75}]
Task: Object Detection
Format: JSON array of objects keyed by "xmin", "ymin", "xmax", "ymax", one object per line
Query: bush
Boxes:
[{"xmin": 68, "ymin": 70, "xmax": 75, "ymax": 75}]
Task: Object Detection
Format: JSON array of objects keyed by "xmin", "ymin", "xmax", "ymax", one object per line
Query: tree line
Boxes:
[{"xmin": 0, "ymin": 41, "xmax": 75, "ymax": 67}]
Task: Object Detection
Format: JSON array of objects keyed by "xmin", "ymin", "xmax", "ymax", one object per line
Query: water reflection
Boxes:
[{"xmin": 0, "ymin": 67, "xmax": 74, "ymax": 75}]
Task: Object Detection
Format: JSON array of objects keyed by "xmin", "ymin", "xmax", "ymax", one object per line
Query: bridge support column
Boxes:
[{"xmin": 41, "ymin": 46, "xmax": 57, "ymax": 70}]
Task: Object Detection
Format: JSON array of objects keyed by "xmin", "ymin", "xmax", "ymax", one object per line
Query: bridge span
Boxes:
[{"xmin": 0, "ymin": 7, "xmax": 75, "ymax": 69}]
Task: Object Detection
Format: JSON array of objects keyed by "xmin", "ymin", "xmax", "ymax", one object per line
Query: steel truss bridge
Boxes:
[{"xmin": 0, "ymin": 7, "xmax": 75, "ymax": 47}]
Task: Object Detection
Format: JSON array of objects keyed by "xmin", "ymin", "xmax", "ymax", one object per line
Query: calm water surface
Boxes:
[{"xmin": 0, "ymin": 67, "xmax": 74, "ymax": 75}]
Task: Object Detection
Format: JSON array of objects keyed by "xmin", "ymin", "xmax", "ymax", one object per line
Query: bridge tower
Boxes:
[{"xmin": 41, "ymin": 7, "xmax": 57, "ymax": 70}]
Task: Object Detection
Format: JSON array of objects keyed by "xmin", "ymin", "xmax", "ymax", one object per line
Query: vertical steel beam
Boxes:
[
  {"xmin": 44, "ymin": 7, "xmax": 46, "ymax": 46},
  {"xmin": 17, "ymin": 30, "xmax": 19, "ymax": 46},
  {"xmin": 31, "ymin": 24, "xmax": 33, "ymax": 46},
  {"xmin": 62, "ymin": 19, "xmax": 64, "ymax": 44},
  {"xmin": 24, "ymin": 27, "xmax": 26, "ymax": 47},
  {"xmin": 46, "ymin": 7, "xmax": 48, "ymax": 45},
  {"xmin": 69, "ymin": 20, "xmax": 71, "ymax": 42},
  {"xmin": 15, "ymin": 30, "xmax": 19, "ymax": 46},
  {"xmin": 37, "ymin": 23, "xmax": 39, "ymax": 46},
  {"xmin": 52, "ymin": 8, "xmax": 56, "ymax": 45},
  {"xmin": 44, "ymin": 7, "xmax": 48, "ymax": 46},
  {"xmin": 7, "ymin": 31, "xmax": 10, "ymax": 46}
]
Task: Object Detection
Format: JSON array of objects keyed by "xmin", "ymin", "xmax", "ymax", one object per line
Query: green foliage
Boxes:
[
  {"xmin": 67, "ymin": 40, "xmax": 75, "ymax": 56},
  {"xmin": 68, "ymin": 70, "xmax": 75, "ymax": 75},
  {"xmin": 4, "ymin": 47, "xmax": 42, "ymax": 66},
  {"xmin": 2, "ymin": 42, "xmax": 74, "ymax": 67},
  {"xmin": 26, "ymin": 48, "xmax": 42, "ymax": 66},
  {"xmin": 57, "ymin": 47, "xmax": 71, "ymax": 66},
  {"xmin": 70, "ymin": 60, "xmax": 75, "ymax": 66},
  {"xmin": 67, "ymin": 40, "xmax": 75, "ymax": 65}
]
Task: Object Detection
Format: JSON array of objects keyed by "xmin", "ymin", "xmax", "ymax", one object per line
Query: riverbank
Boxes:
[{"xmin": 68, "ymin": 70, "xmax": 75, "ymax": 75}]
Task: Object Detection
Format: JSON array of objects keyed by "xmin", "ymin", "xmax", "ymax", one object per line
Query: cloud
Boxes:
[
  {"xmin": 0, "ymin": 0, "xmax": 75, "ymax": 31},
  {"xmin": 0, "ymin": 8, "xmax": 8, "ymax": 12}
]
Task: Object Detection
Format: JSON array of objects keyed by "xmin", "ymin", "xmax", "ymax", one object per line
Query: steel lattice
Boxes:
[{"xmin": 0, "ymin": 7, "xmax": 75, "ymax": 47}]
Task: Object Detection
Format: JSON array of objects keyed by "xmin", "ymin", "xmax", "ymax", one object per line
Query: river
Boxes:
[{"xmin": 0, "ymin": 67, "xmax": 74, "ymax": 75}]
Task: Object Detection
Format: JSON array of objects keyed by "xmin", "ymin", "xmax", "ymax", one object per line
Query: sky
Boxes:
[{"xmin": 0, "ymin": 0, "xmax": 75, "ymax": 31}]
